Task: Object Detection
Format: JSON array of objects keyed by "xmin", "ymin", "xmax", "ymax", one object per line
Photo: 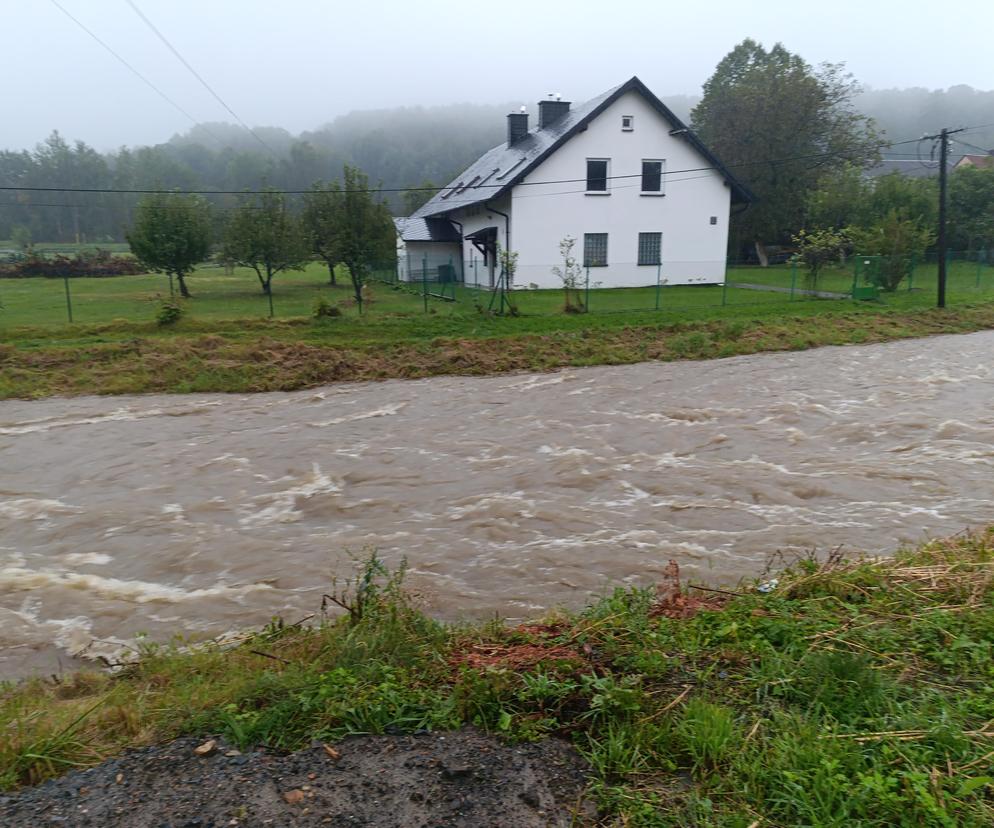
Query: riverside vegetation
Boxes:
[
  {"xmin": 4, "ymin": 258, "xmax": 994, "ymax": 399},
  {"xmin": 3, "ymin": 529, "xmax": 994, "ymax": 825}
]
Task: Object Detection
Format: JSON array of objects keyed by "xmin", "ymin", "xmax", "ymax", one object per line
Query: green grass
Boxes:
[
  {"xmin": 3, "ymin": 258, "xmax": 994, "ymax": 399},
  {"xmin": 4, "ymin": 530, "xmax": 994, "ymax": 826}
]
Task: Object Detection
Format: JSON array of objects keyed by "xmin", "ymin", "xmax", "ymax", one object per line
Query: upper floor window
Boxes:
[
  {"xmin": 621, "ymin": 115, "xmax": 634, "ymax": 131},
  {"xmin": 586, "ymin": 158, "xmax": 609, "ymax": 193},
  {"xmin": 641, "ymin": 160, "xmax": 664, "ymax": 194}
]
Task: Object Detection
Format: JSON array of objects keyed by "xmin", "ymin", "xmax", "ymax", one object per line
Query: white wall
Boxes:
[
  {"xmin": 509, "ymin": 90, "xmax": 731, "ymax": 289},
  {"xmin": 450, "ymin": 195, "xmax": 511, "ymax": 289},
  {"xmin": 401, "ymin": 242, "xmax": 462, "ymax": 282}
]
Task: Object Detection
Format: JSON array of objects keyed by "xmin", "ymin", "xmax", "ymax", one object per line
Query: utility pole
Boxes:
[{"xmin": 925, "ymin": 127, "xmax": 964, "ymax": 308}]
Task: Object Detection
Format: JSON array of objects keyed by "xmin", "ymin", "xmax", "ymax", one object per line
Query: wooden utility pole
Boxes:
[{"xmin": 925, "ymin": 127, "xmax": 965, "ymax": 308}]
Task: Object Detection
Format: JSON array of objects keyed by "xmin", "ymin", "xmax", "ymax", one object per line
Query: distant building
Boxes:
[
  {"xmin": 955, "ymin": 152, "xmax": 994, "ymax": 170},
  {"xmin": 394, "ymin": 76, "xmax": 752, "ymax": 289}
]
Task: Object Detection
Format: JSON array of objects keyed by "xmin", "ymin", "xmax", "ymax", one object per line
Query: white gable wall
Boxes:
[{"xmin": 509, "ymin": 90, "xmax": 731, "ymax": 288}]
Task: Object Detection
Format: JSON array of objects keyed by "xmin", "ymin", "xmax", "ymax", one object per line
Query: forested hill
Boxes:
[{"xmin": 0, "ymin": 88, "xmax": 991, "ymax": 244}]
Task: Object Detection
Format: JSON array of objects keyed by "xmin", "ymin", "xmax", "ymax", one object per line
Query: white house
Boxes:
[{"xmin": 395, "ymin": 76, "xmax": 753, "ymax": 290}]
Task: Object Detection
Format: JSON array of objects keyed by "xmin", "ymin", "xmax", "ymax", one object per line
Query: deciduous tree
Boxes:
[
  {"xmin": 222, "ymin": 188, "xmax": 309, "ymax": 295},
  {"xmin": 692, "ymin": 39, "xmax": 880, "ymax": 263},
  {"xmin": 127, "ymin": 192, "xmax": 211, "ymax": 298}
]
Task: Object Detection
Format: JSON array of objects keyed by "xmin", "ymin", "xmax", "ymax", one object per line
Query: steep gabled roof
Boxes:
[
  {"xmin": 393, "ymin": 216, "xmax": 462, "ymax": 243},
  {"xmin": 413, "ymin": 76, "xmax": 753, "ymax": 219}
]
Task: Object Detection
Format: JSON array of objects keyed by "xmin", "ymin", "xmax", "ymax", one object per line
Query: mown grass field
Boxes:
[
  {"xmin": 2, "ymin": 259, "xmax": 993, "ymax": 329},
  {"xmin": 3, "ymin": 530, "xmax": 994, "ymax": 825},
  {"xmin": 2, "ymin": 255, "xmax": 994, "ymax": 399}
]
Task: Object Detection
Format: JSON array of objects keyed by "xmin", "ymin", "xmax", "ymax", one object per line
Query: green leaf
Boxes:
[{"xmin": 957, "ymin": 776, "xmax": 993, "ymax": 796}]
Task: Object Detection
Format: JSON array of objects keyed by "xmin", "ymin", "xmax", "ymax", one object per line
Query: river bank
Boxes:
[
  {"xmin": 3, "ymin": 529, "xmax": 994, "ymax": 826},
  {"xmin": 4, "ymin": 299, "xmax": 994, "ymax": 400}
]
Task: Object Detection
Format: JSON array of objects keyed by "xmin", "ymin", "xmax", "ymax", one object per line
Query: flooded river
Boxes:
[{"xmin": 3, "ymin": 332, "xmax": 994, "ymax": 677}]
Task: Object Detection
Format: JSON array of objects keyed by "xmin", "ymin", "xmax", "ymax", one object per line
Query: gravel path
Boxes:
[{"xmin": 0, "ymin": 729, "xmax": 592, "ymax": 827}]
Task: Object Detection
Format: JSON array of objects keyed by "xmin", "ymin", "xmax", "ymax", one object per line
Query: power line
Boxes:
[
  {"xmin": 0, "ymin": 137, "xmax": 929, "ymax": 199},
  {"xmin": 123, "ymin": 0, "xmax": 279, "ymax": 159},
  {"xmin": 46, "ymin": 0, "xmax": 224, "ymax": 147},
  {"xmin": 953, "ymin": 137, "xmax": 993, "ymax": 155}
]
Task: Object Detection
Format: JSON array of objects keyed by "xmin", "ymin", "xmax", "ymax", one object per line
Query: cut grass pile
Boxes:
[
  {"xmin": 5, "ymin": 300, "xmax": 994, "ymax": 399},
  {"xmin": 3, "ymin": 529, "xmax": 994, "ymax": 826}
]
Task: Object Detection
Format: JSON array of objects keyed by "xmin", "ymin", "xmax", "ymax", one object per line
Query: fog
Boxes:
[{"xmin": 4, "ymin": 0, "xmax": 990, "ymax": 152}]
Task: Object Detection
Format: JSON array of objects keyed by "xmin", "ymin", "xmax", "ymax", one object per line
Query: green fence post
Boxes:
[
  {"xmin": 63, "ymin": 275, "xmax": 73, "ymax": 323},
  {"xmin": 422, "ymin": 256, "xmax": 429, "ymax": 313},
  {"xmin": 168, "ymin": 273, "xmax": 175, "ymax": 298},
  {"xmin": 448, "ymin": 255, "xmax": 454, "ymax": 300},
  {"xmin": 721, "ymin": 276, "xmax": 728, "ymax": 307},
  {"xmin": 585, "ymin": 266, "xmax": 590, "ymax": 313},
  {"xmin": 977, "ymin": 251, "xmax": 982, "ymax": 289},
  {"xmin": 790, "ymin": 261, "xmax": 797, "ymax": 301},
  {"xmin": 267, "ymin": 285, "xmax": 274, "ymax": 318},
  {"xmin": 655, "ymin": 262, "xmax": 662, "ymax": 310},
  {"xmin": 908, "ymin": 254, "xmax": 915, "ymax": 292}
]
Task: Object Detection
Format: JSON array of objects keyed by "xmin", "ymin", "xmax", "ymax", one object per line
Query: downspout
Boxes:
[
  {"xmin": 484, "ymin": 202, "xmax": 511, "ymax": 286},
  {"xmin": 448, "ymin": 215, "xmax": 465, "ymax": 284}
]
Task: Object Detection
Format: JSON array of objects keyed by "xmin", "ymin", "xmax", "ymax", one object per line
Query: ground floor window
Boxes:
[
  {"xmin": 637, "ymin": 232, "xmax": 662, "ymax": 266},
  {"xmin": 583, "ymin": 233, "xmax": 608, "ymax": 267}
]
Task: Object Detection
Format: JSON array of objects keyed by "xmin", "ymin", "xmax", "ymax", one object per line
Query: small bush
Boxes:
[
  {"xmin": 155, "ymin": 298, "xmax": 184, "ymax": 326},
  {"xmin": 0, "ymin": 249, "xmax": 145, "ymax": 279},
  {"xmin": 312, "ymin": 297, "xmax": 342, "ymax": 319}
]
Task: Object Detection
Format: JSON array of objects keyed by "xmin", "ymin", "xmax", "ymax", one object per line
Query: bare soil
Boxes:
[{"xmin": 0, "ymin": 729, "xmax": 592, "ymax": 827}]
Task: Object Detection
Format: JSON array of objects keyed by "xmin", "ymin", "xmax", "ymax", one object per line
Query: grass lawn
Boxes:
[
  {"xmin": 3, "ymin": 258, "xmax": 994, "ymax": 398},
  {"xmin": 3, "ymin": 529, "xmax": 994, "ymax": 825}
]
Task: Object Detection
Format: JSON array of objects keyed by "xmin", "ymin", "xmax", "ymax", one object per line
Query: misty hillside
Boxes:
[{"xmin": 0, "ymin": 87, "xmax": 991, "ymax": 243}]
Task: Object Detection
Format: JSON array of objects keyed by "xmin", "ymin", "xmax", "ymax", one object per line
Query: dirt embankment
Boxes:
[{"xmin": 0, "ymin": 729, "xmax": 592, "ymax": 827}]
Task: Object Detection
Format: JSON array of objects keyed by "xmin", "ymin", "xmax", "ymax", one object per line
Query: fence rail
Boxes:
[{"xmin": 3, "ymin": 252, "xmax": 994, "ymax": 329}]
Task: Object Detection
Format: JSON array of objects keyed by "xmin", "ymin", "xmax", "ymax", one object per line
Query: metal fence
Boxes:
[
  {"xmin": 373, "ymin": 250, "xmax": 994, "ymax": 317},
  {"xmin": 3, "ymin": 251, "xmax": 994, "ymax": 329}
]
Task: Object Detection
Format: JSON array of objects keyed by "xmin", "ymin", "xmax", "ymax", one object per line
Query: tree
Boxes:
[
  {"xmin": 949, "ymin": 166, "xmax": 994, "ymax": 253},
  {"xmin": 126, "ymin": 192, "xmax": 211, "ymax": 298},
  {"xmin": 791, "ymin": 228, "xmax": 849, "ymax": 288},
  {"xmin": 401, "ymin": 180, "xmax": 436, "ymax": 215},
  {"xmin": 550, "ymin": 236, "xmax": 585, "ymax": 312},
  {"xmin": 222, "ymin": 188, "xmax": 309, "ymax": 295},
  {"xmin": 302, "ymin": 183, "xmax": 340, "ymax": 285},
  {"xmin": 307, "ymin": 166, "xmax": 394, "ymax": 312},
  {"xmin": 692, "ymin": 39, "xmax": 880, "ymax": 263},
  {"xmin": 848, "ymin": 210, "xmax": 934, "ymax": 291}
]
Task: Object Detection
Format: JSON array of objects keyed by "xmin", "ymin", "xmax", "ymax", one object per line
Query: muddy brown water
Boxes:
[{"xmin": 3, "ymin": 332, "xmax": 994, "ymax": 678}]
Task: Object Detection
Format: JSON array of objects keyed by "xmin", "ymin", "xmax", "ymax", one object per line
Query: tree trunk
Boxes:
[
  {"xmin": 176, "ymin": 272, "xmax": 192, "ymax": 299},
  {"xmin": 253, "ymin": 266, "xmax": 269, "ymax": 294},
  {"xmin": 326, "ymin": 260, "xmax": 336, "ymax": 286},
  {"xmin": 754, "ymin": 240, "xmax": 769, "ymax": 267},
  {"xmin": 348, "ymin": 265, "xmax": 363, "ymax": 312}
]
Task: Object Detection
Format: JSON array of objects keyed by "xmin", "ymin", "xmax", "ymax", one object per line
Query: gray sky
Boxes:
[{"xmin": 4, "ymin": 0, "xmax": 987, "ymax": 152}]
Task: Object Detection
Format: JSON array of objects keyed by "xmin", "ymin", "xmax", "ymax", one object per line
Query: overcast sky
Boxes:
[{"xmin": 4, "ymin": 0, "xmax": 988, "ymax": 152}]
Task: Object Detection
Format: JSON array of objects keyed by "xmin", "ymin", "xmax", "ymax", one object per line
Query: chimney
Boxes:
[
  {"xmin": 538, "ymin": 94, "xmax": 571, "ymax": 129},
  {"xmin": 507, "ymin": 107, "xmax": 529, "ymax": 146}
]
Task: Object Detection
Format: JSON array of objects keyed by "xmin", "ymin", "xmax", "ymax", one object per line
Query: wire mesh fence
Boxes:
[{"xmin": 2, "ymin": 251, "xmax": 994, "ymax": 330}]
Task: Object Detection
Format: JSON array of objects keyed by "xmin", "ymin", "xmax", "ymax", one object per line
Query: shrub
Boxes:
[
  {"xmin": 155, "ymin": 298, "xmax": 184, "ymax": 326},
  {"xmin": 312, "ymin": 297, "xmax": 342, "ymax": 319},
  {"xmin": 0, "ymin": 249, "xmax": 145, "ymax": 279}
]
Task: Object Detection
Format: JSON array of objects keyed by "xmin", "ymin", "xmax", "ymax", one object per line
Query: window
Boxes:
[
  {"xmin": 586, "ymin": 158, "xmax": 609, "ymax": 192},
  {"xmin": 638, "ymin": 232, "xmax": 662, "ymax": 266},
  {"xmin": 584, "ymin": 233, "xmax": 608, "ymax": 267},
  {"xmin": 621, "ymin": 115, "xmax": 634, "ymax": 131},
  {"xmin": 641, "ymin": 160, "xmax": 664, "ymax": 194},
  {"xmin": 710, "ymin": 216, "xmax": 718, "ymax": 225}
]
